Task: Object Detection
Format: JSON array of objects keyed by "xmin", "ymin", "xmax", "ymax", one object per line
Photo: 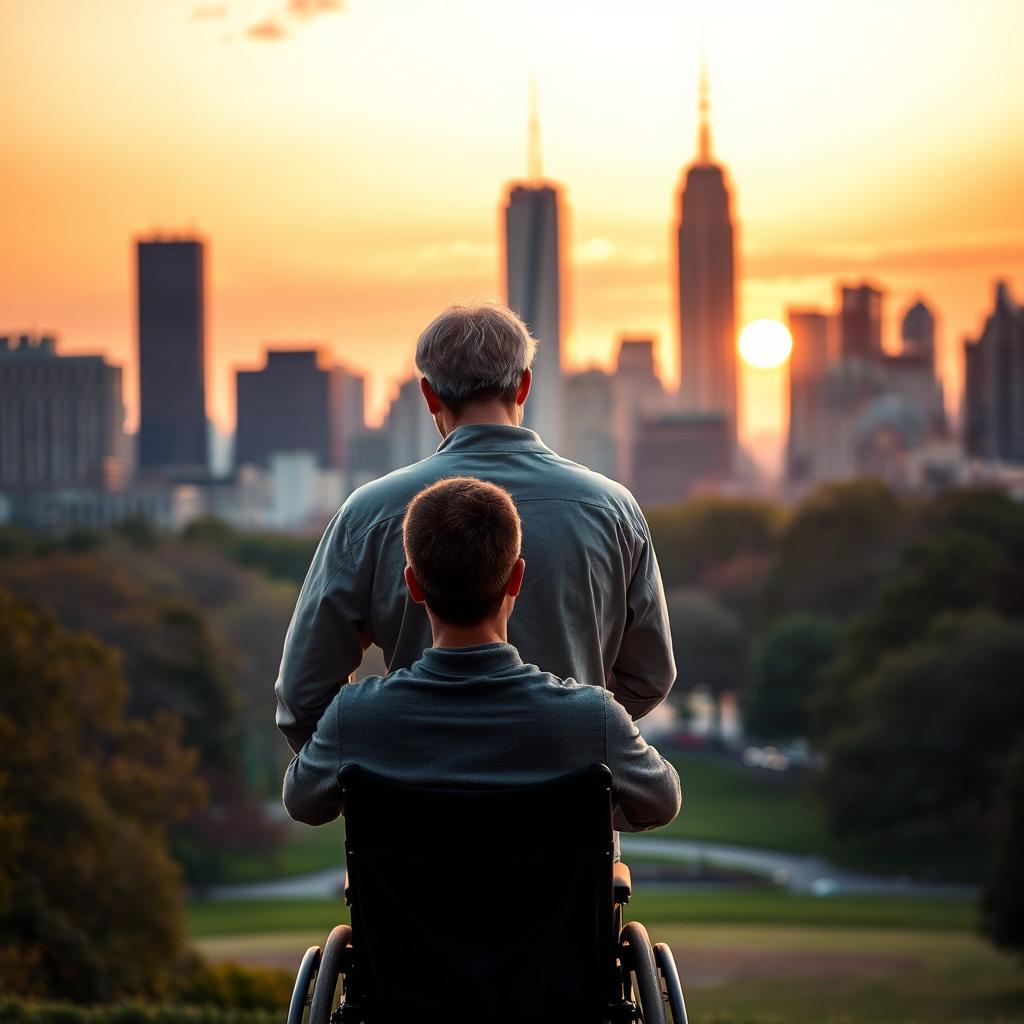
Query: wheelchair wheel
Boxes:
[
  {"xmin": 654, "ymin": 942, "xmax": 688, "ymax": 1024},
  {"xmin": 619, "ymin": 921, "xmax": 667, "ymax": 1024},
  {"xmin": 308, "ymin": 924, "xmax": 353, "ymax": 1024},
  {"xmin": 287, "ymin": 945, "xmax": 322, "ymax": 1024}
]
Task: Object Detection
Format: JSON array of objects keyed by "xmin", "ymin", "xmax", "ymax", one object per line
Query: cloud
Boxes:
[
  {"xmin": 246, "ymin": 15, "xmax": 289, "ymax": 40},
  {"xmin": 190, "ymin": 3, "xmax": 229, "ymax": 19},
  {"xmin": 287, "ymin": 0, "xmax": 345, "ymax": 18}
]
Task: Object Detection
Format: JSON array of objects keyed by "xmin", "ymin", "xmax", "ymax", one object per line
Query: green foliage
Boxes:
[
  {"xmin": 0, "ymin": 1003, "xmax": 278, "ymax": 1024},
  {"xmin": 0, "ymin": 556, "xmax": 239, "ymax": 773},
  {"xmin": 665, "ymin": 590, "xmax": 746, "ymax": 730},
  {"xmin": 980, "ymin": 740, "xmax": 1024, "ymax": 953},
  {"xmin": 171, "ymin": 960, "xmax": 292, "ymax": 1011},
  {"xmin": 182, "ymin": 518, "xmax": 318, "ymax": 587},
  {"xmin": 0, "ymin": 590, "xmax": 205, "ymax": 1001},
  {"xmin": 645, "ymin": 497, "xmax": 782, "ymax": 592},
  {"xmin": 762, "ymin": 480, "xmax": 907, "ymax": 621},
  {"xmin": 819, "ymin": 610, "xmax": 1024, "ymax": 838},
  {"xmin": 743, "ymin": 614, "xmax": 840, "ymax": 741}
]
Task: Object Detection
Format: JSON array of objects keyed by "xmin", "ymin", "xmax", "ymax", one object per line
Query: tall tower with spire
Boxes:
[
  {"xmin": 675, "ymin": 63, "xmax": 738, "ymax": 444},
  {"xmin": 504, "ymin": 81, "xmax": 564, "ymax": 449}
]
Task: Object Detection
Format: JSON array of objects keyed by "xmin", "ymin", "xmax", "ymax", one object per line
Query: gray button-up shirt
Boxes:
[{"xmin": 275, "ymin": 423, "xmax": 675, "ymax": 753}]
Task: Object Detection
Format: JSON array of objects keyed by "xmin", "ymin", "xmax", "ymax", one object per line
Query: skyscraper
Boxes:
[
  {"xmin": 675, "ymin": 67, "xmax": 737, "ymax": 442},
  {"xmin": 136, "ymin": 235, "xmax": 208, "ymax": 476},
  {"xmin": 964, "ymin": 282, "xmax": 1024, "ymax": 464},
  {"xmin": 786, "ymin": 310, "xmax": 832, "ymax": 482},
  {"xmin": 901, "ymin": 299, "xmax": 936, "ymax": 363},
  {"xmin": 504, "ymin": 88, "xmax": 564, "ymax": 450},
  {"xmin": 840, "ymin": 283, "xmax": 883, "ymax": 362}
]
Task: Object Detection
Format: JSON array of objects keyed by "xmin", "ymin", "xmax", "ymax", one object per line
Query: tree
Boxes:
[
  {"xmin": 761, "ymin": 480, "xmax": 907, "ymax": 622},
  {"xmin": 743, "ymin": 613, "xmax": 839, "ymax": 742},
  {"xmin": 666, "ymin": 588, "xmax": 746, "ymax": 739},
  {"xmin": 818, "ymin": 610, "xmax": 1024, "ymax": 838},
  {"xmin": 645, "ymin": 497, "xmax": 782, "ymax": 591},
  {"xmin": 981, "ymin": 740, "xmax": 1024, "ymax": 954},
  {"xmin": 0, "ymin": 588, "xmax": 204, "ymax": 1000}
]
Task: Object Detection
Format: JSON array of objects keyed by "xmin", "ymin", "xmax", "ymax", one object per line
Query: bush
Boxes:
[{"xmin": 0, "ymin": 1001, "xmax": 278, "ymax": 1024}]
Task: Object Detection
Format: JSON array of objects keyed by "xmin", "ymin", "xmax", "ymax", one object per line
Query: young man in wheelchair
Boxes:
[{"xmin": 283, "ymin": 474, "xmax": 680, "ymax": 832}]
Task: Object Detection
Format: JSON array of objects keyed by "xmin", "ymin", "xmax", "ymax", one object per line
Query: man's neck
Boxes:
[
  {"xmin": 439, "ymin": 402, "xmax": 520, "ymax": 437},
  {"xmin": 430, "ymin": 620, "xmax": 507, "ymax": 649}
]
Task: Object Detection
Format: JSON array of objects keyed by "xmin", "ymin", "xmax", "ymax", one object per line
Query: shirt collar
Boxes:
[
  {"xmin": 414, "ymin": 642, "xmax": 525, "ymax": 680},
  {"xmin": 435, "ymin": 423, "xmax": 553, "ymax": 456}
]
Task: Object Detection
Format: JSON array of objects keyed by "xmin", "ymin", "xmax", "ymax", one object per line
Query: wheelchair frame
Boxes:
[{"xmin": 285, "ymin": 764, "xmax": 688, "ymax": 1024}]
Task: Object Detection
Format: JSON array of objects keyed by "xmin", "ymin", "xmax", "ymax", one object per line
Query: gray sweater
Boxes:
[
  {"xmin": 283, "ymin": 643, "xmax": 682, "ymax": 833},
  {"xmin": 275, "ymin": 423, "xmax": 676, "ymax": 753}
]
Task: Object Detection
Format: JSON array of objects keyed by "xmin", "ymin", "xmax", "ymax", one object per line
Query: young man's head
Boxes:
[
  {"xmin": 402, "ymin": 476, "xmax": 526, "ymax": 638},
  {"xmin": 414, "ymin": 302, "xmax": 537, "ymax": 435}
]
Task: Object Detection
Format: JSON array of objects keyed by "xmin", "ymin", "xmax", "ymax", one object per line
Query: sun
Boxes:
[{"xmin": 738, "ymin": 319, "xmax": 793, "ymax": 370}]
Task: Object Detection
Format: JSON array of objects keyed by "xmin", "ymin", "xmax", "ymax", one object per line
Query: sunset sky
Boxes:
[{"xmin": 3, "ymin": 0, "xmax": 1023, "ymax": 463}]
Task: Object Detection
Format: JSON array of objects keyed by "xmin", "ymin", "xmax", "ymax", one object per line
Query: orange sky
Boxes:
[{"xmin": 2, "ymin": 0, "xmax": 1023, "ymax": 466}]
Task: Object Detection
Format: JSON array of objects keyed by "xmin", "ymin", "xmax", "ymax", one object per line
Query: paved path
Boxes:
[{"xmin": 202, "ymin": 835, "xmax": 974, "ymax": 901}]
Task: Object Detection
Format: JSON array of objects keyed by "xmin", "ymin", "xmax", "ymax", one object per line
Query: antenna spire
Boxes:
[
  {"xmin": 528, "ymin": 77, "xmax": 543, "ymax": 181},
  {"xmin": 698, "ymin": 48, "xmax": 712, "ymax": 163}
]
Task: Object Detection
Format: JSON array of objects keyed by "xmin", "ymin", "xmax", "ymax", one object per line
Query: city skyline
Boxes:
[{"xmin": 3, "ymin": 0, "xmax": 1024, "ymax": 450}]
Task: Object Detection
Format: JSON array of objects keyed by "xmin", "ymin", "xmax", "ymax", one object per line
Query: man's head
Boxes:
[
  {"xmin": 415, "ymin": 303, "xmax": 537, "ymax": 432},
  {"xmin": 402, "ymin": 476, "xmax": 525, "ymax": 631}
]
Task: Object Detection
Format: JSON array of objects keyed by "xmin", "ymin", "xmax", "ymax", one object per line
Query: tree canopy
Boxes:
[{"xmin": 0, "ymin": 589, "xmax": 204, "ymax": 1000}]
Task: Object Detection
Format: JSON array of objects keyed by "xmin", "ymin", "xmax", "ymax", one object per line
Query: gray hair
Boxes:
[{"xmin": 415, "ymin": 302, "xmax": 538, "ymax": 404}]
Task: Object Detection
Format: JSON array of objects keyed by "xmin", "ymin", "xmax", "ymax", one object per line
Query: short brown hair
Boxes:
[{"xmin": 402, "ymin": 477, "xmax": 522, "ymax": 627}]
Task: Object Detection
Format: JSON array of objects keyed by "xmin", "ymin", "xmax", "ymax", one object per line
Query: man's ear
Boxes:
[
  {"xmin": 404, "ymin": 565, "xmax": 426, "ymax": 604},
  {"xmin": 506, "ymin": 557, "xmax": 526, "ymax": 598},
  {"xmin": 420, "ymin": 377, "xmax": 444, "ymax": 415},
  {"xmin": 515, "ymin": 369, "xmax": 531, "ymax": 407}
]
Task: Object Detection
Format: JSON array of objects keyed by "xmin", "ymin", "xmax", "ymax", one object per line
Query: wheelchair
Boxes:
[{"xmin": 286, "ymin": 764, "xmax": 688, "ymax": 1023}]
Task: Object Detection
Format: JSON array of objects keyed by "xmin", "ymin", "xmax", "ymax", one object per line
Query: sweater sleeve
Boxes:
[
  {"xmin": 602, "ymin": 690, "xmax": 681, "ymax": 832},
  {"xmin": 282, "ymin": 694, "xmax": 345, "ymax": 826}
]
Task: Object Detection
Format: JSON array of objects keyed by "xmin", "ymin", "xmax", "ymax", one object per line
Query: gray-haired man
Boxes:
[{"xmin": 275, "ymin": 301, "xmax": 676, "ymax": 753}]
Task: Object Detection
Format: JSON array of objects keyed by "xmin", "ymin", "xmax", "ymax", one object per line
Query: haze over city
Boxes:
[{"xmin": 4, "ymin": 0, "xmax": 1024, "ymax": 455}]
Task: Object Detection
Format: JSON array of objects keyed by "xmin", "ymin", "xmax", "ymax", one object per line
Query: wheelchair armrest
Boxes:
[{"xmin": 613, "ymin": 862, "xmax": 632, "ymax": 905}]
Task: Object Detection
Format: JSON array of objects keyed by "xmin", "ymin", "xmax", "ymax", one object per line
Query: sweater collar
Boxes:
[
  {"xmin": 414, "ymin": 642, "xmax": 525, "ymax": 680},
  {"xmin": 435, "ymin": 423, "xmax": 553, "ymax": 456}
]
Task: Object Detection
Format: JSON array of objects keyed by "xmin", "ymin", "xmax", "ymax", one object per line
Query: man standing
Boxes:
[{"xmin": 275, "ymin": 302, "xmax": 675, "ymax": 753}]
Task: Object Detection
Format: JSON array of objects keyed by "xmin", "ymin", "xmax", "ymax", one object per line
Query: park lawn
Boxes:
[
  {"xmin": 189, "ymin": 899, "xmax": 1022, "ymax": 1024},
  {"xmin": 187, "ymin": 887, "xmax": 977, "ymax": 939}
]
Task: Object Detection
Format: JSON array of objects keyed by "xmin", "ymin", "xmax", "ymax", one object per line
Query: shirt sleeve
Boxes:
[
  {"xmin": 602, "ymin": 690, "xmax": 681, "ymax": 832},
  {"xmin": 608, "ymin": 510, "xmax": 676, "ymax": 720},
  {"xmin": 282, "ymin": 695, "xmax": 345, "ymax": 826},
  {"xmin": 275, "ymin": 508, "xmax": 369, "ymax": 753}
]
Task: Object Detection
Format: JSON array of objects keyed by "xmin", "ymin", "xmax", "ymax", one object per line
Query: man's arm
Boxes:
[
  {"xmin": 608, "ymin": 512, "xmax": 676, "ymax": 720},
  {"xmin": 282, "ymin": 697, "xmax": 345, "ymax": 826},
  {"xmin": 602, "ymin": 691, "xmax": 681, "ymax": 832},
  {"xmin": 275, "ymin": 509, "xmax": 368, "ymax": 753}
]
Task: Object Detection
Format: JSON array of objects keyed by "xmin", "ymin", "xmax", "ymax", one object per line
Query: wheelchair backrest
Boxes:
[{"xmin": 339, "ymin": 762, "xmax": 617, "ymax": 1024}]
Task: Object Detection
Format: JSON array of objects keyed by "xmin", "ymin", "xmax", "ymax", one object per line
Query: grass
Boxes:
[
  {"xmin": 187, "ymin": 895, "xmax": 1022, "ymax": 1024},
  {"xmin": 187, "ymin": 887, "xmax": 977, "ymax": 939}
]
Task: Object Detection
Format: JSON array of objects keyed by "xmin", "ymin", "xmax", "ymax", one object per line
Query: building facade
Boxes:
[
  {"xmin": 136, "ymin": 236, "xmax": 208, "ymax": 476},
  {"xmin": 964, "ymin": 282, "xmax": 1024, "ymax": 464},
  {"xmin": 0, "ymin": 333, "xmax": 125, "ymax": 492},
  {"xmin": 236, "ymin": 349, "xmax": 361, "ymax": 471},
  {"xmin": 839, "ymin": 283, "xmax": 883, "ymax": 362},
  {"xmin": 505, "ymin": 183, "xmax": 564, "ymax": 450},
  {"xmin": 631, "ymin": 411, "xmax": 733, "ymax": 507}
]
